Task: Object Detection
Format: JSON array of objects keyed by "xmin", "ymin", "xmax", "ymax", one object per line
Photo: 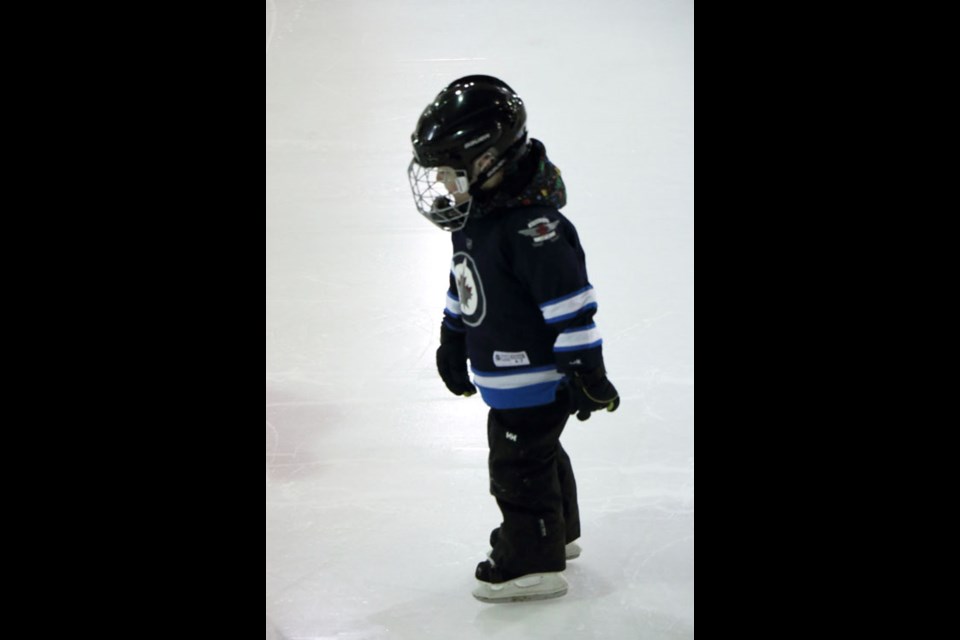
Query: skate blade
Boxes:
[{"xmin": 472, "ymin": 572, "xmax": 568, "ymax": 603}]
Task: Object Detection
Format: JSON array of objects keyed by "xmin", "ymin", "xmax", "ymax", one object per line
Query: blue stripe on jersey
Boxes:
[
  {"xmin": 471, "ymin": 366, "xmax": 567, "ymax": 409},
  {"xmin": 476, "ymin": 380, "xmax": 564, "ymax": 409},
  {"xmin": 554, "ymin": 339, "xmax": 602, "ymax": 353}
]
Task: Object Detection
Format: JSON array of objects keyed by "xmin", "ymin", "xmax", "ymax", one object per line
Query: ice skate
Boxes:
[{"xmin": 472, "ymin": 560, "xmax": 569, "ymax": 603}]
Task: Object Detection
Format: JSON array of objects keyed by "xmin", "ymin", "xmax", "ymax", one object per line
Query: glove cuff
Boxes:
[{"xmin": 440, "ymin": 323, "xmax": 466, "ymax": 345}]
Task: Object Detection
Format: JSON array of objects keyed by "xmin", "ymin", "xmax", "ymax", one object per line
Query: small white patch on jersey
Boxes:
[{"xmin": 493, "ymin": 351, "xmax": 531, "ymax": 367}]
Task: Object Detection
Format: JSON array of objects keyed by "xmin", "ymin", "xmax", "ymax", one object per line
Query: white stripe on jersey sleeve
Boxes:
[
  {"xmin": 445, "ymin": 292, "xmax": 461, "ymax": 317},
  {"xmin": 554, "ymin": 324, "xmax": 603, "ymax": 351},
  {"xmin": 540, "ymin": 286, "xmax": 597, "ymax": 324}
]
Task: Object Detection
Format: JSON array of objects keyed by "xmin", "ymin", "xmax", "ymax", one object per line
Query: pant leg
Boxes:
[
  {"xmin": 489, "ymin": 441, "xmax": 580, "ymax": 548},
  {"xmin": 486, "ymin": 391, "xmax": 572, "ymax": 578},
  {"xmin": 556, "ymin": 441, "xmax": 581, "ymax": 543}
]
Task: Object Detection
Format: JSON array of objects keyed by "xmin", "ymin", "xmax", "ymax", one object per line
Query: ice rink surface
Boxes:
[{"xmin": 267, "ymin": 1, "xmax": 693, "ymax": 637}]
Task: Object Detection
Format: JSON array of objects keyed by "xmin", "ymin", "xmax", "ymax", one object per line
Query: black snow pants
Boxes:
[{"xmin": 486, "ymin": 387, "xmax": 580, "ymax": 578}]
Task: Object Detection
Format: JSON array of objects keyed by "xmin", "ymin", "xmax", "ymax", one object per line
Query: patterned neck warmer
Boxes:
[{"xmin": 472, "ymin": 139, "xmax": 567, "ymax": 219}]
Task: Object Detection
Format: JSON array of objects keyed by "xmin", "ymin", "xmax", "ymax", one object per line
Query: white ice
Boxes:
[{"xmin": 267, "ymin": 1, "xmax": 694, "ymax": 638}]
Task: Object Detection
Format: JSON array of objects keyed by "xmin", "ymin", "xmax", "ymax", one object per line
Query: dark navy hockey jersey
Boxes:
[{"xmin": 441, "ymin": 142, "xmax": 605, "ymax": 409}]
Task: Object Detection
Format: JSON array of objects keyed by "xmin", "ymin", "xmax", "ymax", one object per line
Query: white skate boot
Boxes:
[{"xmin": 472, "ymin": 559, "xmax": 569, "ymax": 603}]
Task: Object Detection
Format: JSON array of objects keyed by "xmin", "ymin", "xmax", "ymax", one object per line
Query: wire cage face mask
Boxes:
[{"xmin": 408, "ymin": 160, "xmax": 473, "ymax": 232}]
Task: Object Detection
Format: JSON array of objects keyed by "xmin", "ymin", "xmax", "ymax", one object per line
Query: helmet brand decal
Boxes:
[{"xmin": 464, "ymin": 133, "xmax": 492, "ymax": 150}]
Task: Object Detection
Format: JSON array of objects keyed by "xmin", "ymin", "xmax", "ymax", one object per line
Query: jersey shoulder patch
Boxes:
[{"xmin": 517, "ymin": 216, "xmax": 561, "ymax": 246}]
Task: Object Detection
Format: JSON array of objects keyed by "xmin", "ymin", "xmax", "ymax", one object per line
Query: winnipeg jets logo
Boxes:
[
  {"xmin": 457, "ymin": 271, "xmax": 474, "ymax": 309},
  {"xmin": 452, "ymin": 252, "xmax": 486, "ymax": 327},
  {"xmin": 518, "ymin": 217, "xmax": 560, "ymax": 245}
]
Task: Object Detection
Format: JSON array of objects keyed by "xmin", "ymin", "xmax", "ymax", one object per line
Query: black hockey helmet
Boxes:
[
  {"xmin": 411, "ymin": 75, "xmax": 528, "ymax": 177},
  {"xmin": 408, "ymin": 76, "xmax": 529, "ymax": 231}
]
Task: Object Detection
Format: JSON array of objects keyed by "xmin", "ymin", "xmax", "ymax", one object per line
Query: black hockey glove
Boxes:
[
  {"xmin": 437, "ymin": 326, "xmax": 477, "ymax": 397},
  {"xmin": 570, "ymin": 366, "xmax": 620, "ymax": 421}
]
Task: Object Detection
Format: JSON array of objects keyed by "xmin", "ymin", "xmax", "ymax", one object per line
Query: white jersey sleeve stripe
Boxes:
[
  {"xmin": 554, "ymin": 325, "xmax": 603, "ymax": 351},
  {"xmin": 540, "ymin": 286, "xmax": 598, "ymax": 324},
  {"xmin": 445, "ymin": 292, "xmax": 461, "ymax": 317}
]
